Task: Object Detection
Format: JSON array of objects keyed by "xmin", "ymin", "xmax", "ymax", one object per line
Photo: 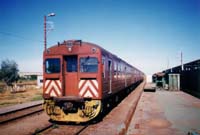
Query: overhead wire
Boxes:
[{"xmin": 0, "ymin": 31, "xmax": 43, "ymax": 43}]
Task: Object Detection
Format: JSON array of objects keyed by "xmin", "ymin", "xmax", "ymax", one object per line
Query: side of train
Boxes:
[{"xmin": 43, "ymin": 40, "xmax": 144, "ymax": 122}]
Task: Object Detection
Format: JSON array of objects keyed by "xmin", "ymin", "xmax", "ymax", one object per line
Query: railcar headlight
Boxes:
[{"xmin": 68, "ymin": 47, "xmax": 72, "ymax": 52}]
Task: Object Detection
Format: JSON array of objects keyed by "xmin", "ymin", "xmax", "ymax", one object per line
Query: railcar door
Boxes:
[
  {"xmin": 125, "ymin": 66, "xmax": 127, "ymax": 87},
  {"xmin": 108, "ymin": 60, "xmax": 112, "ymax": 93},
  {"xmin": 64, "ymin": 55, "xmax": 78, "ymax": 96}
]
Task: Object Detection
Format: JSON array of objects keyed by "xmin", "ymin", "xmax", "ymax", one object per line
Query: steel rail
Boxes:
[{"xmin": 0, "ymin": 104, "xmax": 43, "ymax": 124}]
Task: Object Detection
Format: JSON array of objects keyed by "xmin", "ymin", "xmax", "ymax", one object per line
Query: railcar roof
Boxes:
[
  {"xmin": 48, "ymin": 40, "xmax": 108, "ymax": 54},
  {"xmin": 47, "ymin": 40, "xmax": 144, "ymax": 74},
  {"xmin": 47, "ymin": 40, "xmax": 117, "ymax": 59}
]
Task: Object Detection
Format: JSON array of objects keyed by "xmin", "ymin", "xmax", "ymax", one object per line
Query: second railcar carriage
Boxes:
[{"xmin": 43, "ymin": 40, "xmax": 144, "ymax": 122}]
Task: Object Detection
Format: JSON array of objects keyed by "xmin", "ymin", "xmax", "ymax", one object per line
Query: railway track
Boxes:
[
  {"xmin": 0, "ymin": 103, "xmax": 43, "ymax": 124},
  {"xmin": 33, "ymin": 123, "xmax": 89, "ymax": 135}
]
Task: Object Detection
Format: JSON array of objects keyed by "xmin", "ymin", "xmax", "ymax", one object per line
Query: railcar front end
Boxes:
[{"xmin": 43, "ymin": 40, "xmax": 103, "ymax": 122}]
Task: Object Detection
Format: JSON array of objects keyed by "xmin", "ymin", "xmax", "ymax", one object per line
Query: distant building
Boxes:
[
  {"xmin": 19, "ymin": 72, "xmax": 42, "ymax": 79},
  {"xmin": 19, "ymin": 72, "xmax": 43, "ymax": 88},
  {"xmin": 37, "ymin": 75, "xmax": 43, "ymax": 88},
  {"xmin": 152, "ymin": 72, "xmax": 166, "ymax": 88}
]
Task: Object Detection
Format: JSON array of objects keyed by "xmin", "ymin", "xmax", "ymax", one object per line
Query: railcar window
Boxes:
[
  {"xmin": 80, "ymin": 57, "xmax": 98, "ymax": 72},
  {"xmin": 102, "ymin": 57, "xmax": 105, "ymax": 78},
  {"xmin": 114, "ymin": 62, "xmax": 117, "ymax": 78},
  {"xmin": 45, "ymin": 58, "xmax": 60, "ymax": 73},
  {"xmin": 65, "ymin": 56, "xmax": 77, "ymax": 72}
]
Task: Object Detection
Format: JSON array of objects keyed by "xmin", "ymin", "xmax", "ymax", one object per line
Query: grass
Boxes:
[
  {"xmin": 52, "ymin": 124, "xmax": 59, "ymax": 129},
  {"xmin": 0, "ymin": 84, "xmax": 43, "ymax": 108},
  {"xmin": 0, "ymin": 101, "xmax": 16, "ymax": 106},
  {"xmin": 31, "ymin": 95, "xmax": 43, "ymax": 101},
  {"xmin": 0, "ymin": 87, "xmax": 5, "ymax": 93},
  {"xmin": 0, "ymin": 83, "xmax": 6, "ymax": 93},
  {"xmin": 34, "ymin": 128, "xmax": 41, "ymax": 135}
]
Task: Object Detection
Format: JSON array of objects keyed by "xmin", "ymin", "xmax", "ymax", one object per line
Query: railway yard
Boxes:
[{"xmin": 0, "ymin": 81, "xmax": 200, "ymax": 135}]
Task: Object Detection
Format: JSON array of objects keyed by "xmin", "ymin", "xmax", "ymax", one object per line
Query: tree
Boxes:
[{"xmin": 0, "ymin": 59, "xmax": 19, "ymax": 87}]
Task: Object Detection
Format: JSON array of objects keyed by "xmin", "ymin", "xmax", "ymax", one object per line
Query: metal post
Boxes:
[
  {"xmin": 44, "ymin": 15, "xmax": 47, "ymax": 52},
  {"xmin": 181, "ymin": 51, "xmax": 183, "ymax": 71}
]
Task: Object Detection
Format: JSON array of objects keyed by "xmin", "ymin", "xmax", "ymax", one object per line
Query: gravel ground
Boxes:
[{"xmin": 0, "ymin": 112, "xmax": 51, "ymax": 135}]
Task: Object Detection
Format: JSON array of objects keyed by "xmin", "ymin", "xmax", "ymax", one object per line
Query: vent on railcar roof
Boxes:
[{"xmin": 61, "ymin": 40, "xmax": 82, "ymax": 46}]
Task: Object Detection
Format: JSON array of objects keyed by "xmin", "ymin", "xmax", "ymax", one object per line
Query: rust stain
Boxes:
[
  {"xmin": 135, "ymin": 124, "xmax": 140, "ymax": 129},
  {"xmin": 146, "ymin": 118, "xmax": 172, "ymax": 129},
  {"xmin": 192, "ymin": 102, "xmax": 200, "ymax": 108}
]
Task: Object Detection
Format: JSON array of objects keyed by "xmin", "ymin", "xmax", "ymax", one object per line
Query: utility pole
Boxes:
[
  {"xmin": 44, "ymin": 13, "xmax": 55, "ymax": 52},
  {"xmin": 181, "ymin": 51, "xmax": 184, "ymax": 71},
  {"xmin": 44, "ymin": 15, "xmax": 47, "ymax": 52}
]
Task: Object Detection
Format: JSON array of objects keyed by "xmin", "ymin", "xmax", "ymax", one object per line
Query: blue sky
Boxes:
[{"xmin": 0, "ymin": 0, "xmax": 200, "ymax": 75}]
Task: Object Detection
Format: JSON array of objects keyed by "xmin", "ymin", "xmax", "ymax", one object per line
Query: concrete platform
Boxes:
[
  {"xmin": 0, "ymin": 100, "xmax": 43, "ymax": 115},
  {"xmin": 127, "ymin": 90, "xmax": 200, "ymax": 135}
]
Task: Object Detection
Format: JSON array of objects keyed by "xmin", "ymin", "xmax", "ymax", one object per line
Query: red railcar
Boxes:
[{"xmin": 43, "ymin": 40, "xmax": 144, "ymax": 122}]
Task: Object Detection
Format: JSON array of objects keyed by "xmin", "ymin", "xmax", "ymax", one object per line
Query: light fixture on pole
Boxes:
[{"xmin": 48, "ymin": 13, "xmax": 56, "ymax": 17}]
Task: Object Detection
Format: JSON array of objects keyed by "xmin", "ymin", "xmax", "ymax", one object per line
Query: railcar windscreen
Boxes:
[
  {"xmin": 80, "ymin": 57, "xmax": 98, "ymax": 72},
  {"xmin": 45, "ymin": 58, "xmax": 60, "ymax": 73}
]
